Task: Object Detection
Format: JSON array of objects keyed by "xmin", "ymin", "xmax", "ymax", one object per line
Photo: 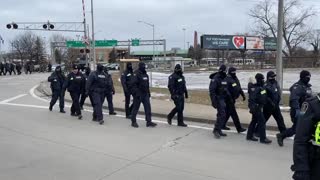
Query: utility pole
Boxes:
[
  {"xmin": 183, "ymin": 28, "xmax": 186, "ymax": 50},
  {"xmin": 276, "ymin": 0, "xmax": 284, "ymax": 93},
  {"xmin": 91, "ymin": 0, "xmax": 96, "ymax": 70}
]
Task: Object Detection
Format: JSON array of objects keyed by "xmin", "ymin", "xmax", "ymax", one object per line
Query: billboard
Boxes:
[
  {"xmin": 246, "ymin": 37, "xmax": 264, "ymax": 50},
  {"xmin": 201, "ymin": 35, "xmax": 245, "ymax": 50},
  {"xmin": 264, "ymin": 37, "xmax": 277, "ymax": 51}
]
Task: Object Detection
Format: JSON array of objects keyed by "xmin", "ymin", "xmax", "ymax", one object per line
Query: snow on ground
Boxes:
[{"xmin": 149, "ymin": 69, "xmax": 320, "ymax": 92}]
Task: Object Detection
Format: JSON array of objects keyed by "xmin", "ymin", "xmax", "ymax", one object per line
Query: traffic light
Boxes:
[
  {"xmin": 6, "ymin": 23, "xmax": 18, "ymax": 29},
  {"xmin": 43, "ymin": 23, "xmax": 54, "ymax": 30},
  {"xmin": 80, "ymin": 49, "xmax": 90, "ymax": 54}
]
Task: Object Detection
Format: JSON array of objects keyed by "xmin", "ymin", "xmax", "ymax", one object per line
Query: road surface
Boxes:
[{"xmin": 0, "ymin": 73, "xmax": 293, "ymax": 180}]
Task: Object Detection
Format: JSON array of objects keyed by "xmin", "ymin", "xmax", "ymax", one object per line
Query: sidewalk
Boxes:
[{"xmin": 38, "ymin": 81, "xmax": 293, "ymax": 131}]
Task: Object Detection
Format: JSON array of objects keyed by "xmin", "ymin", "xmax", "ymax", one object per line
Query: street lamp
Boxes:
[
  {"xmin": 91, "ymin": 0, "xmax": 96, "ymax": 70},
  {"xmin": 138, "ymin": 20, "xmax": 155, "ymax": 87},
  {"xmin": 182, "ymin": 28, "xmax": 186, "ymax": 50}
]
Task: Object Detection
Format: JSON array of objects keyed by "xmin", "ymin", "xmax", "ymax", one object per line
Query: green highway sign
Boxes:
[
  {"xmin": 95, "ymin": 40, "xmax": 118, "ymax": 47},
  {"xmin": 66, "ymin": 40, "xmax": 118, "ymax": 48},
  {"xmin": 131, "ymin": 39, "xmax": 140, "ymax": 46},
  {"xmin": 66, "ymin": 41, "xmax": 85, "ymax": 48}
]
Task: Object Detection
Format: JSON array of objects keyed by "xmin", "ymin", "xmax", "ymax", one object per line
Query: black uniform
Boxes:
[
  {"xmin": 292, "ymin": 94, "xmax": 320, "ymax": 180},
  {"xmin": 246, "ymin": 73, "xmax": 272, "ymax": 144},
  {"xmin": 277, "ymin": 70, "xmax": 313, "ymax": 146},
  {"xmin": 48, "ymin": 63, "xmax": 52, "ymax": 72},
  {"xmin": 10, "ymin": 63, "xmax": 16, "ymax": 75},
  {"xmin": 129, "ymin": 62, "xmax": 157, "ymax": 128},
  {"xmin": 64, "ymin": 66, "xmax": 85, "ymax": 119},
  {"xmin": 16, "ymin": 63, "xmax": 22, "ymax": 75},
  {"xmin": 5, "ymin": 63, "xmax": 10, "ymax": 75},
  {"xmin": 261, "ymin": 71, "xmax": 286, "ymax": 134},
  {"xmin": 86, "ymin": 64, "xmax": 108, "ymax": 125},
  {"xmin": 26, "ymin": 62, "xmax": 32, "ymax": 74},
  {"xmin": 104, "ymin": 67, "xmax": 116, "ymax": 115},
  {"xmin": 167, "ymin": 64, "xmax": 188, "ymax": 127},
  {"xmin": 209, "ymin": 65, "xmax": 230, "ymax": 138},
  {"xmin": 121, "ymin": 63, "xmax": 134, "ymax": 118},
  {"xmin": 0, "ymin": 62, "xmax": 4, "ymax": 76},
  {"xmin": 223, "ymin": 67, "xmax": 246, "ymax": 133},
  {"xmin": 80, "ymin": 67, "xmax": 91, "ymax": 109},
  {"xmin": 48, "ymin": 66, "xmax": 66, "ymax": 113}
]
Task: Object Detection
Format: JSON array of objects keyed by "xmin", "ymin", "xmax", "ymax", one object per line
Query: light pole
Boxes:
[
  {"xmin": 91, "ymin": 0, "xmax": 96, "ymax": 70},
  {"xmin": 276, "ymin": 0, "xmax": 284, "ymax": 97},
  {"xmin": 138, "ymin": 20, "xmax": 155, "ymax": 87},
  {"xmin": 183, "ymin": 28, "xmax": 186, "ymax": 50}
]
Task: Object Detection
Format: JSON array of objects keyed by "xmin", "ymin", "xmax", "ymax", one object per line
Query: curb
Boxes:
[{"xmin": 38, "ymin": 82, "xmax": 281, "ymax": 131}]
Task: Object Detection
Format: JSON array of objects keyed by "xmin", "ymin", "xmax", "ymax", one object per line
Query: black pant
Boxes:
[
  {"xmin": 168, "ymin": 95, "xmax": 185, "ymax": 124},
  {"xmin": 247, "ymin": 107, "xmax": 267, "ymax": 141},
  {"xmin": 0, "ymin": 69, "xmax": 3, "ymax": 75},
  {"xmin": 124, "ymin": 92, "xmax": 133, "ymax": 117},
  {"xmin": 263, "ymin": 105, "xmax": 286, "ymax": 133},
  {"xmin": 311, "ymin": 158, "xmax": 320, "ymax": 180},
  {"xmin": 131, "ymin": 94, "xmax": 152, "ymax": 123},
  {"xmin": 6, "ymin": 69, "xmax": 11, "ymax": 75},
  {"xmin": 281, "ymin": 109, "xmax": 297, "ymax": 138},
  {"xmin": 223, "ymin": 100, "xmax": 243, "ymax": 131},
  {"xmin": 50, "ymin": 90, "xmax": 65, "ymax": 110},
  {"xmin": 70, "ymin": 92, "xmax": 81, "ymax": 116},
  {"xmin": 91, "ymin": 91, "xmax": 105, "ymax": 121},
  {"xmin": 11, "ymin": 69, "xmax": 16, "ymax": 75},
  {"xmin": 214, "ymin": 99, "xmax": 227, "ymax": 132},
  {"xmin": 79, "ymin": 93, "xmax": 87, "ymax": 108},
  {"xmin": 105, "ymin": 92, "xmax": 115, "ymax": 113}
]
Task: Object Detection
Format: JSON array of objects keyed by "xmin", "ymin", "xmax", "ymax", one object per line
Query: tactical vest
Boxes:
[{"xmin": 312, "ymin": 121, "xmax": 320, "ymax": 146}]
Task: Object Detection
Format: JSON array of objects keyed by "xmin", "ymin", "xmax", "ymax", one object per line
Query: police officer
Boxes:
[
  {"xmin": 80, "ymin": 67, "xmax": 91, "ymax": 110},
  {"xmin": 48, "ymin": 65, "xmax": 66, "ymax": 113},
  {"xmin": 277, "ymin": 70, "xmax": 313, "ymax": 147},
  {"xmin": 0, "ymin": 62, "xmax": 4, "ymax": 76},
  {"xmin": 48, "ymin": 63, "xmax": 52, "ymax": 72},
  {"xmin": 246, "ymin": 73, "xmax": 272, "ymax": 144},
  {"xmin": 121, "ymin": 62, "xmax": 134, "ymax": 119},
  {"xmin": 291, "ymin": 94, "xmax": 320, "ymax": 180},
  {"xmin": 5, "ymin": 62, "xmax": 11, "ymax": 75},
  {"xmin": 209, "ymin": 65, "xmax": 231, "ymax": 138},
  {"xmin": 16, "ymin": 63, "xmax": 22, "ymax": 75},
  {"xmin": 10, "ymin": 63, "xmax": 16, "ymax": 75},
  {"xmin": 129, "ymin": 62, "xmax": 157, "ymax": 128},
  {"xmin": 223, "ymin": 67, "xmax": 246, "ymax": 133},
  {"xmin": 64, "ymin": 65, "xmax": 85, "ymax": 120},
  {"xmin": 261, "ymin": 71, "xmax": 286, "ymax": 134},
  {"xmin": 167, "ymin": 64, "xmax": 188, "ymax": 127},
  {"xmin": 104, "ymin": 67, "xmax": 117, "ymax": 115},
  {"xmin": 86, "ymin": 64, "xmax": 108, "ymax": 125}
]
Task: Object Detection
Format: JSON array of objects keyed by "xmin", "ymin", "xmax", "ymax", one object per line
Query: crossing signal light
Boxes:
[{"xmin": 6, "ymin": 23, "xmax": 18, "ymax": 29}]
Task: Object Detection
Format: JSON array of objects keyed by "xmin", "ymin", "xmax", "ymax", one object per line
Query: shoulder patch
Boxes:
[{"xmin": 301, "ymin": 102, "xmax": 309, "ymax": 114}]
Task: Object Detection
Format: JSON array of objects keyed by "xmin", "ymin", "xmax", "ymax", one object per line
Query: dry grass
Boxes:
[{"xmin": 112, "ymin": 72, "xmax": 290, "ymax": 108}]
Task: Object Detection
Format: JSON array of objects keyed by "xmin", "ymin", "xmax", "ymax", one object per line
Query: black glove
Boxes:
[
  {"xmin": 292, "ymin": 171, "xmax": 310, "ymax": 180},
  {"xmin": 112, "ymin": 90, "xmax": 115, "ymax": 95},
  {"xmin": 185, "ymin": 93, "xmax": 189, "ymax": 99},
  {"xmin": 295, "ymin": 109, "xmax": 301, "ymax": 119},
  {"xmin": 242, "ymin": 94, "xmax": 246, "ymax": 101}
]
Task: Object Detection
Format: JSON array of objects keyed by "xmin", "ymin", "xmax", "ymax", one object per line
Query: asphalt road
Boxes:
[{"xmin": 0, "ymin": 73, "xmax": 293, "ymax": 180}]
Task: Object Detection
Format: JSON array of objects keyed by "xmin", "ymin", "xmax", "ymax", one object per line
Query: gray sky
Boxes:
[{"xmin": 0, "ymin": 0, "xmax": 319, "ymax": 52}]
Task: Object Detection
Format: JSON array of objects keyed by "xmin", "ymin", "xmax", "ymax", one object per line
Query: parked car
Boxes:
[
  {"xmin": 106, "ymin": 63, "xmax": 119, "ymax": 70},
  {"xmin": 51, "ymin": 64, "xmax": 66, "ymax": 71}
]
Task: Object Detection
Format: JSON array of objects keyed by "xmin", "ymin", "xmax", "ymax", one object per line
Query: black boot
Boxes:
[
  {"xmin": 109, "ymin": 112, "xmax": 117, "ymax": 115},
  {"xmin": 219, "ymin": 131, "xmax": 227, "ymax": 137},
  {"xmin": 99, "ymin": 120, "xmax": 104, "ymax": 125},
  {"xmin": 276, "ymin": 133, "xmax": 284, "ymax": 147},
  {"xmin": 222, "ymin": 126, "xmax": 231, "ymax": 130},
  {"xmin": 167, "ymin": 115, "xmax": 172, "ymax": 125},
  {"xmin": 78, "ymin": 115, "xmax": 83, "ymax": 120},
  {"xmin": 177, "ymin": 122, "xmax": 188, "ymax": 127},
  {"xmin": 260, "ymin": 138, "xmax": 272, "ymax": 144},
  {"xmin": 213, "ymin": 130, "xmax": 221, "ymax": 139},
  {"xmin": 237, "ymin": 128, "xmax": 247, "ymax": 133},
  {"xmin": 146, "ymin": 122, "xmax": 157, "ymax": 127},
  {"xmin": 60, "ymin": 109, "xmax": 66, "ymax": 113},
  {"xmin": 246, "ymin": 137, "xmax": 258, "ymax": 142},
  {"xmin": 131, "ymin": 122, "xmax": 139, "ymax": 128},
  {"xmin": 49, "ymin": 105, "xmax": 53, "ymax": 111}
]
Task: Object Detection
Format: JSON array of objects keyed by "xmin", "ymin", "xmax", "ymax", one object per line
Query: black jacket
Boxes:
[
  {"xmin": 293, "ymin": 95, "xmax": 320, "ymax": 172},
  {"xmin": 48, "ymin": 72, "xmax": 66, "ymax": 91},
  {"xmin": 63, "ymin": 72, "xmax": 85, "ymax": 93},
  {"xmin": 209, "ymin": 72, "xmax": 231, "ymax": 101},
  {"xmin": 86, "ymin": 71, "xmax": 108, "ymax": 94},
  {"xmin": 226, "ymin": 75, "xmax": 245, "ymax": 100},
  {"xmin": 130, "ymin": 69, "xmax": 150, "ymax": 97},
  {"xmin": 168, "ymin": 72, "xmax": 188, "ymax": 97},
  {"xmin": 105, "ymin": 72, "xmax": 115, "ymax": 94},
  {"xmin": 248, "ymin": 84, "xmax": 267, "ymax": 111},
  {"xmin": 265, "ymin": 80, "xmax": 281, "ymax": 105},
  {"xmin": 121, "ymin": 69, "xmax": 133, "ymax": 94},
  {"xmin": 289, "ymin": 80, "xmax": 312, "ymax": 110}
]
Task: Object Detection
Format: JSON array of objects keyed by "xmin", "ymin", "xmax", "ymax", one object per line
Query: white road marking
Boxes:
[
  {"xmin": 0, "ymin": 94, "xmax": 28, "ymax": 104},
  {"xmin": 29, "ymin": 85, "xmax": 50, "ymax": 103}
]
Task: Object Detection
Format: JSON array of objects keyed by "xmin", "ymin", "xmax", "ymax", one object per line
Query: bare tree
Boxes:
[
  {"xmin": 249, "ymin": 0, "xmax": 316, "ymax": 57},
  {"xmin": 50, "ymin": 34, "xmax": 70, "ymax": 64}
]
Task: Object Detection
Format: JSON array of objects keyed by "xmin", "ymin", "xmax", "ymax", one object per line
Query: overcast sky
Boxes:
[{"xmin": 0, "ymin": 0, "xmax": 319, "ymax": 52}]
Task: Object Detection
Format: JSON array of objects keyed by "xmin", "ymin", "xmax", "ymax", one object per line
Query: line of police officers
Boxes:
[{"xmin": 48, "ymin": 63, "xmax": 319, "ymax": 179}]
